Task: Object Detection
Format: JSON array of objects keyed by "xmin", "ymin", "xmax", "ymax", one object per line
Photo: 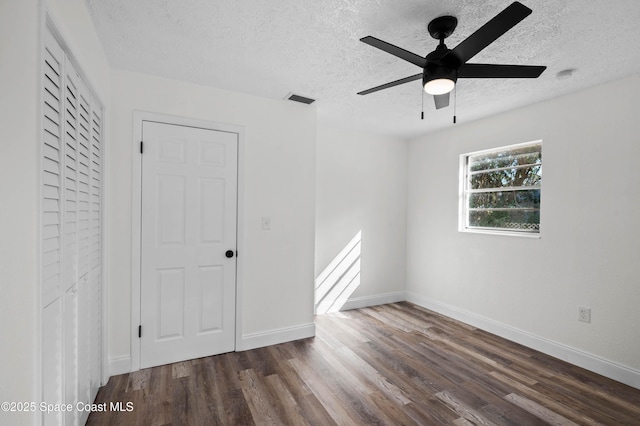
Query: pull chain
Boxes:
[
  {"xmin": 421, "ymin": 89, "xmax": 424, "ymax": 120},
  {"xmin": 453, "ymin": 86, "xmax": 457, "ymax": 124}
]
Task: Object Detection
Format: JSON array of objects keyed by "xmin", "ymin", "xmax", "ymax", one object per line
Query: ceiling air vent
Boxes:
[{"xmin": 286, "ymin": 93, "xmax": 315, "ymax": 105}]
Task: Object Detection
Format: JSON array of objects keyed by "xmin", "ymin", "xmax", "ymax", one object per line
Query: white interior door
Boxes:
[{"xmin": 140, "ymin": 121, "xmax": 238, "ymax": 368}]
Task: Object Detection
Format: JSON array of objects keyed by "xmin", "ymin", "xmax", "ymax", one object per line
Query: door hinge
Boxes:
[
  {"xmin": 140, "ymin": 141, "xmax": 144, "ymax": 154},
  {"xmin": 138, "ymin": 325, "xmax": 142, "ymax": 338}
]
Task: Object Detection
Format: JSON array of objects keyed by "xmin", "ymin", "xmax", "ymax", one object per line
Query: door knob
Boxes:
[{"xmin": 225, "ymin": 250, "xmax": 235, "ymax": 258}]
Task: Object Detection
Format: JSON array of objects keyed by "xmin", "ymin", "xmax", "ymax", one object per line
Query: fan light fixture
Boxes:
[
  {"xmin": 424, "ymin": 78, "xmax": 455, "ymax": 95},
  {"xmin": 423, "ymin": 67, "xmax": 457, "ymax": 95}
]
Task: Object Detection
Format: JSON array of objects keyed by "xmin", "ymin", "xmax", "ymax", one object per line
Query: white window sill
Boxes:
[{"xmin": 459, "ymin": 227, "xmax": 541, "ymax": 239}]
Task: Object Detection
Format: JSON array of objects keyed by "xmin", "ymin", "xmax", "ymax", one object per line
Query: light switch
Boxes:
[{"xmin": 261, "ymin": 216, "xmax": 271, "ymax": 230}]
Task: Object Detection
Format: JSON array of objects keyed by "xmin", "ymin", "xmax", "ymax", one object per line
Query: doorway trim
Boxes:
[{"xmin": 131, "ymin": 111, "xmax": 245, "ymax": 372}]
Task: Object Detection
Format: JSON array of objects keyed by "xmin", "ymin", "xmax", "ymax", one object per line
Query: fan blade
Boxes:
[
  {"xmin": 443, "ymin": 2, "xmax": 532, "ymax": 67},
  {"xmin": 361, "ymin": 36, "xmax": 426, "ymax": 68},
  {"xmin": 458, "ymin": 63, "xmax": 546, "ymax": 78},
  {"xmin": 434, "ymin": 93, "xmax": 450, "ymax": 109},
  {"xmin": 357, "ymin": 73, "xmax": 422, "ymax": 95}
]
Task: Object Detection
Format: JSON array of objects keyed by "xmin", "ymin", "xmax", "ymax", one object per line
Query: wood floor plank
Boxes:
[
  {"xmin": 505, "ymin": 392, "xmax": 579, "ymax": 426},
  {"xmin": 193, "ymin": 360, "xmax": 227, "ymax": 425},
  {"xmin": 301, "ymin": 339, "xmax": 397, "ymax": 425},
  {"xmin": 263, "ymin": 374, "xmax": 310, "ymax": 426},
  {"xmin": 435, "ymin": 390, "xmax": 496, "ymax": 426},
  {"xmin": 287, "ymin": 357, "xmax": 359, "ymax": 424},
  {"xmin": 88, "ymin": 302, "xmax": 640, "ymax": 425},
  {"xmin": 126, "ymin": 368, "xmax": 151, "ymax": 391},
  {"xmin": 238, "ymin": 369, "xmax": 283, "ymax": 425},
  {"xmin": 316, "ymin": 334, "xmax": 413, "ymax": 407},
  {"xmin": 478, "ymin": 399, "xmax": 547, "ymax": 426},
  {"xmin": 490, "ymin": 370, "xmax": 601, "ymax": 424},
  {"xmin": 171, "ymin": 360, "xmax": 192, "ymax": 379}
]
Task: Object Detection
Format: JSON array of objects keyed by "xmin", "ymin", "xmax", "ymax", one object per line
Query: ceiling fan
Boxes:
[{"xmin": 357, "ymin": 1, "xmax": 546, "ymax": 111}]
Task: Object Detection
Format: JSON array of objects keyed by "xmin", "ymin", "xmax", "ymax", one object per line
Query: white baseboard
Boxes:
[
  {"xmin": 108, "ymin": 355, "xmax": 131, "ymax": 377},
  {"xmin": 340, "ymin": 291, "xmax": 406, "ymax": 311},
  {"xmin": 406, "ymin": 291, "xmax": 640, "ymax": 390},
  {"xmin": 238, "ymin": 322, "xmax": 316, "ymax": 352},
  {"xmin": 107, "ymin": 324, "xmax": 316, "ymax": 376}
]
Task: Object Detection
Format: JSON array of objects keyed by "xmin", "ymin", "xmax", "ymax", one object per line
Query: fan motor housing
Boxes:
[{"xmin": 426, "ymin": 44, "xmax": 453, "ymax": 64}]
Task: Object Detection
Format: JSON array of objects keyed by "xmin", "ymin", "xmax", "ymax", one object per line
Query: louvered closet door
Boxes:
[
  {"xmin": 42, "ymin": 27, "xmax": 65, "ymax": 426},
  {"xmin": 63, "ymin": 60, "xmax": 80, "ymax": 426},
  {"xmin": 76, "ymin": 79, "xmax": 91, "ymax": 414},
  {"xmin": 88, "ymin": 105, "xmax": 103, "ymax": 403},
  {"xmin": 41, "ymin": 25, "xmax": 104, "ymax": 426}
]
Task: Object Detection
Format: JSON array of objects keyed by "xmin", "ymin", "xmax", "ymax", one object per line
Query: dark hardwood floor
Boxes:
[{"xmin": 88, "ymin": 302, "xmax": 640, "ymax": 425}]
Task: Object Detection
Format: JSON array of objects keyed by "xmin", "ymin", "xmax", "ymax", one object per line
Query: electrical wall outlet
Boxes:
[{"xmin": 578, "ymin": 307, "xmax": 591, "ymax": 323}]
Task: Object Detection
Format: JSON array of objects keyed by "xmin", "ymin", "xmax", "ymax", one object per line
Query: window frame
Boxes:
[{"xmin": 458, "ymin": 140, "xmax": 542, "ymax": 238}]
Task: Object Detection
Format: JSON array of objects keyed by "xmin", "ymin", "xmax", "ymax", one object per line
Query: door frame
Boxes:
[{"xmin": 131, "ymin": 111, "xmax": 245, "ymax": 372}]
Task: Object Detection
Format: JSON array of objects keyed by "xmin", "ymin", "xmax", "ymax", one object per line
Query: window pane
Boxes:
[
  {"xmin": 469, "ymin": 145, "xmax": 541, "ymax": 172},
  {"xmin": 469, "ymin": 189, "xmax": 540, "ymax": 209},
  {"xmin": 462, "ymin": 141, "xmax": 542, "ymax": 235},
  {"xmin": 470, "ymin": 164, "xmax": 541, "ymax": 190},
  {"xmin": 468, "ymin": 209, "xmax": 540, "ymax": 231}
]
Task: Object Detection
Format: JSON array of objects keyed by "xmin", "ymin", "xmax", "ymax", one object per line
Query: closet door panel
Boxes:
[
  {"xmin": 89, "ymin": 105, "xmax": 103, "ymax": 400},
  {"xmin": 42, "ymin": 298, "xmax": 63, "ymax": 426},
  {"xmin": 63, "ymin": 62, "xmax": 79, "ymax": 294},
  {"xmin": 63, "ymin": 285, "xmax": 78, "ymax": 426},
  {"xmin": 42, "ymin": 29, "xmax": 65, "ymax": 426},
  {"xmin": 42, "ymin": 29, "xmax": 64, "ymax": 308},
  {"xmin": 76, "ymin": 83, "xmax": 93, "ymax": 415}
]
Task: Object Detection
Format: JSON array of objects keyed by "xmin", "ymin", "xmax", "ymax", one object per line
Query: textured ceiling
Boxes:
[{"xmin": 86, "ymin": 0, "xmax": 640, "ymax": 139}]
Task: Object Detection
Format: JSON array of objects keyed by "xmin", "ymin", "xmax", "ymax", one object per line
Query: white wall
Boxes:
[
  {"xmin": 315, "ymin": 122, "xmax": 407, "ymax": 310},
  {"xmin": 407, "ymin": 73, "xmax": 640, "ymax": 386},
  {"xmin": 0, "ymin": 2, "xmax": 40, "ymax": 424},
  {"xmin": 0, "ymin": 0, "xmax": 110, "ymax": 424},
  {"xmin": 108, "ymin": 70, "xmax": 317, "ymax": 372}
]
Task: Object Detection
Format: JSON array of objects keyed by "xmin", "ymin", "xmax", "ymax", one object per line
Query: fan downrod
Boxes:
[{"xmin": 428, "ymin": 16, "xmax": 458, "ymax": 40}]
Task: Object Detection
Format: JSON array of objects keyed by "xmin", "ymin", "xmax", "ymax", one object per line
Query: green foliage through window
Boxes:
[{"xmin": 462, "ymin": 142, "xmax": 541, "ymax": 234}]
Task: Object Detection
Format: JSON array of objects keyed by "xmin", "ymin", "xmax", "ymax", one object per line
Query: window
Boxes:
[{"xmin": 460, "ymin": 141, "xmax": 541, "ymax": 236}]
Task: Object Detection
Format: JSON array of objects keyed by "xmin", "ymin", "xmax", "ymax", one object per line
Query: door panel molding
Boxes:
[{"xmin": 131, "ymin": 111, "xmax": 245, "ymax": 372}]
